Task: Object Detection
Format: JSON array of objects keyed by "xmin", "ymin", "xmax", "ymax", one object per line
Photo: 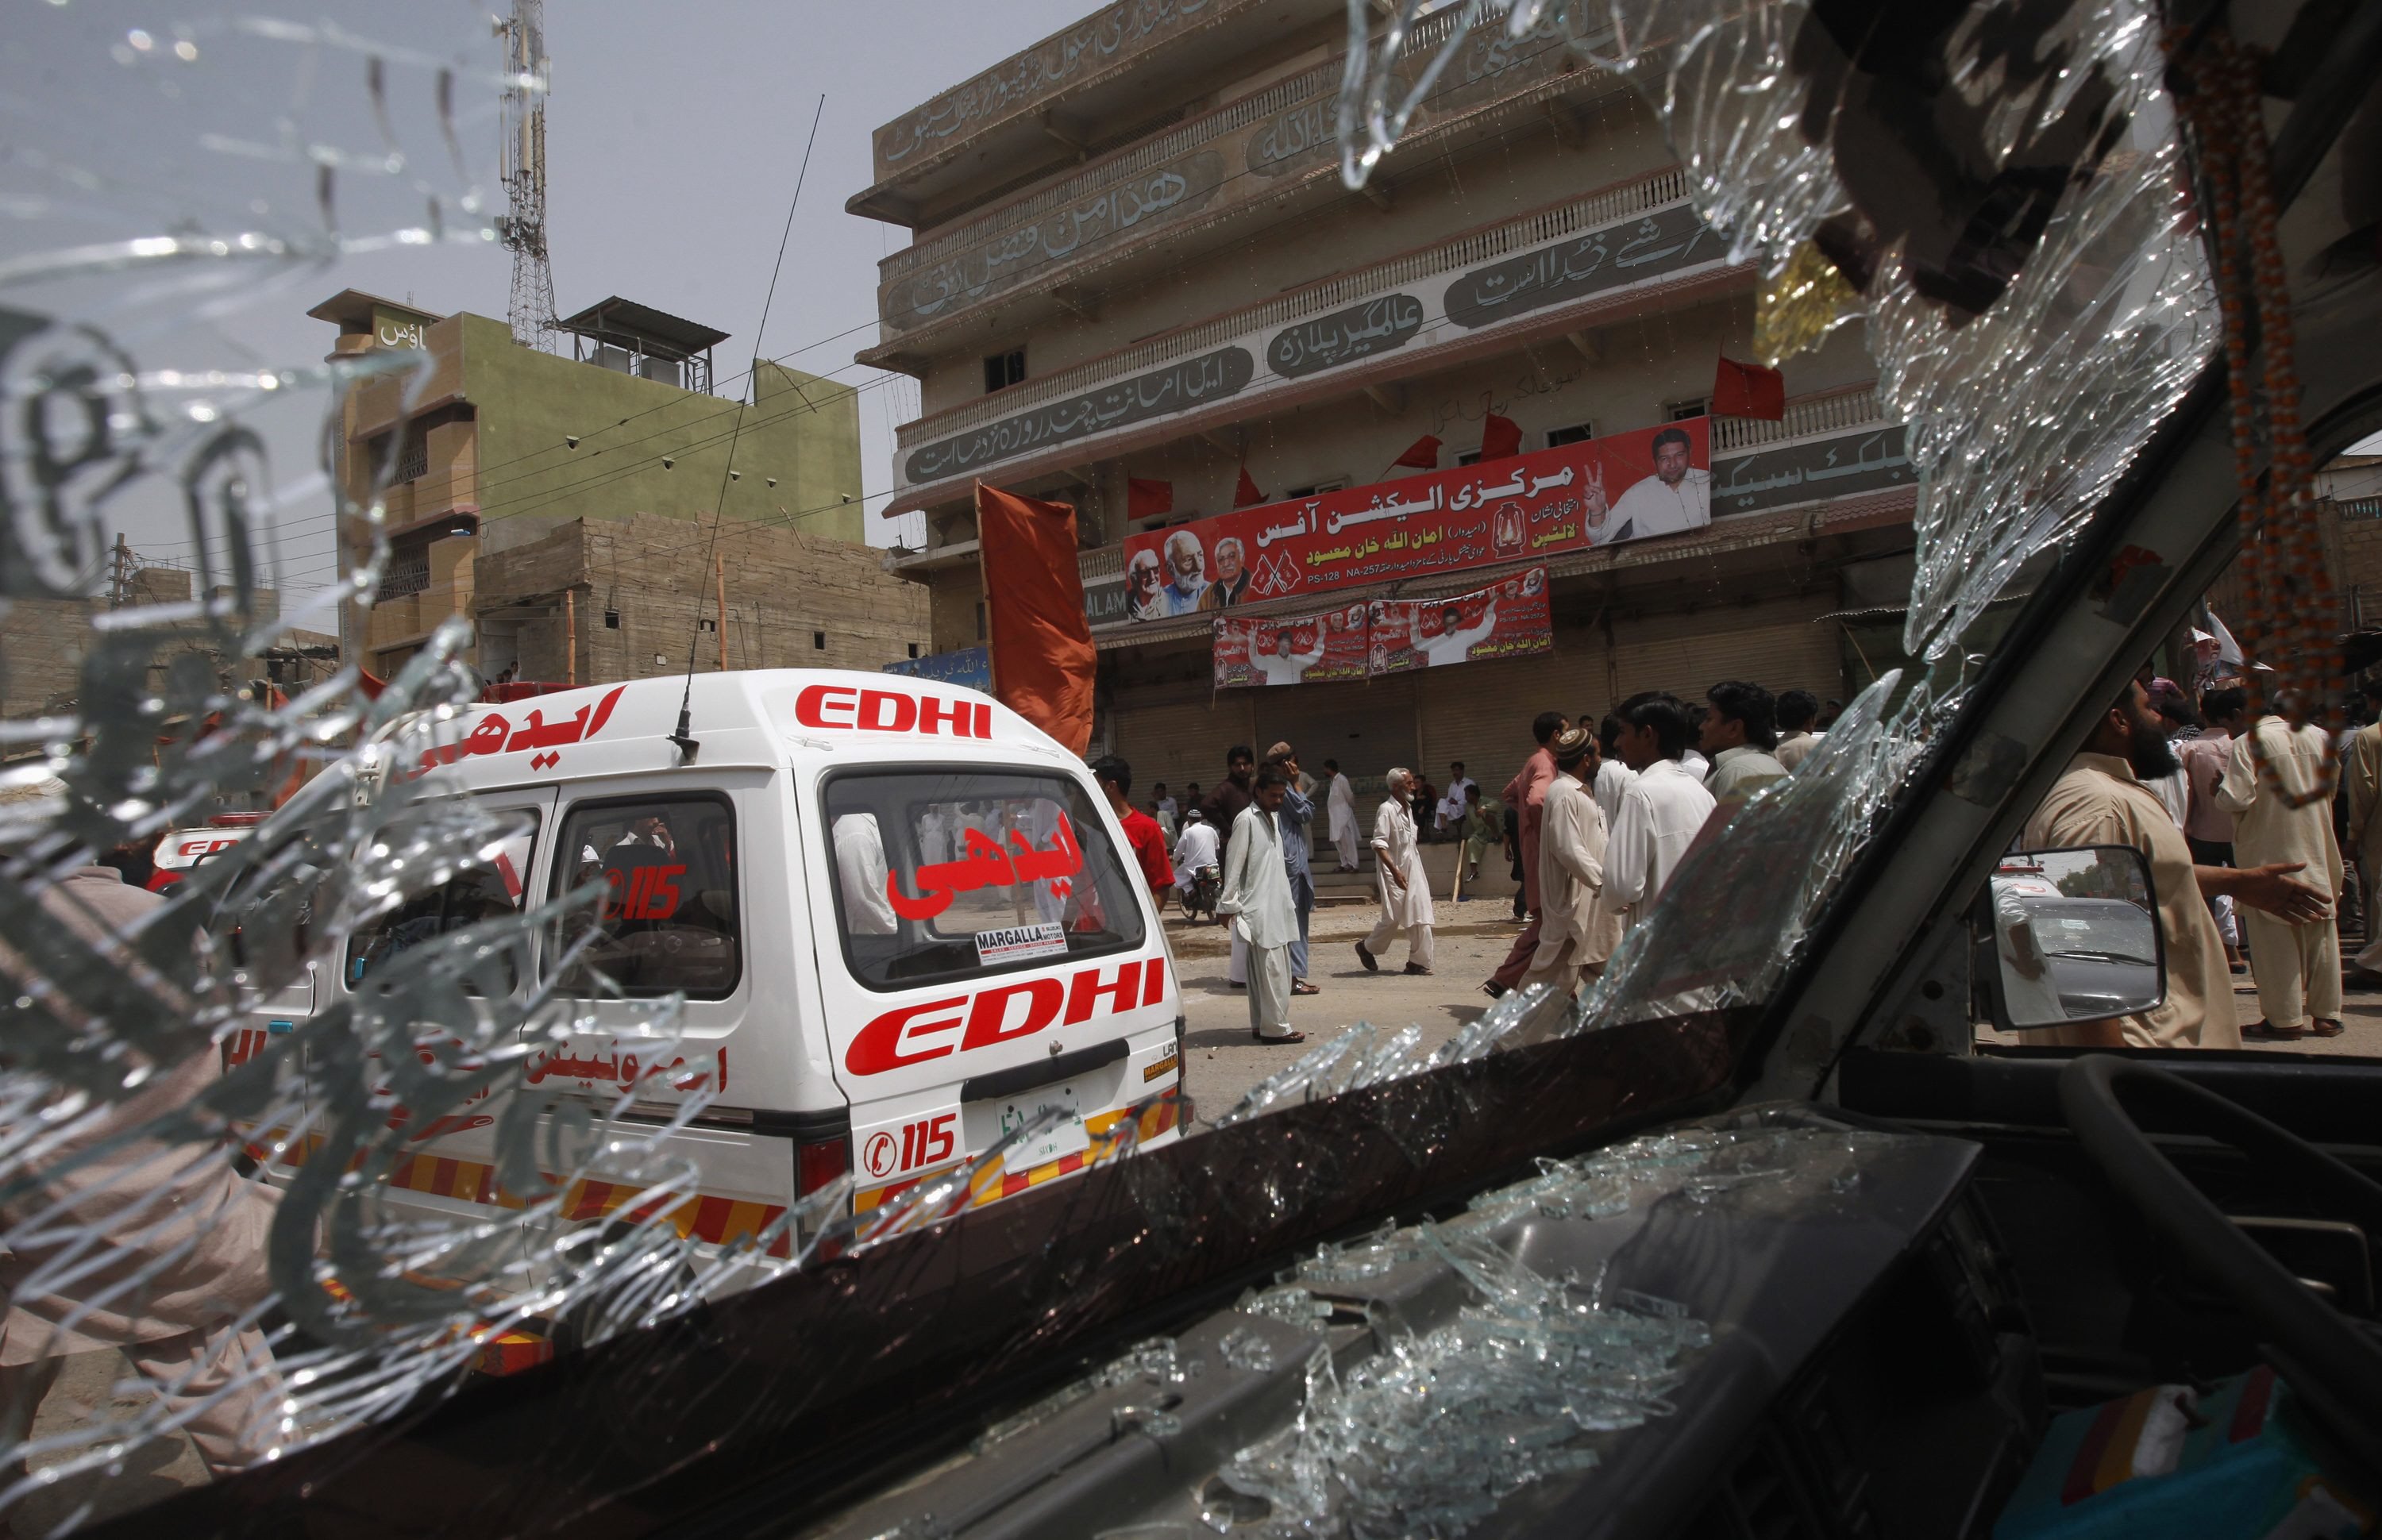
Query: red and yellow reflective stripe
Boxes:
[
  {"xmin": 259, "ymin": 1130, "xmax": 790, "ymax": 1256},
  {"xmin": 854, "ymin": 1091, "xmax": 1181, "ymax": 1217}
]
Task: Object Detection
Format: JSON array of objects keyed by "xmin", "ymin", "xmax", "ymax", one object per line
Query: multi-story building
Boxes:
[
  {"xmin": 311, "ymin": 290, "xmax": 875, "ymax": 680},
  {"xmin": 854, "ymin": 2, "xmax": 1920, "ymax": 795}
]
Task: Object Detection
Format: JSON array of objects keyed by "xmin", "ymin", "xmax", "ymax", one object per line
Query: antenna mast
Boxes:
[{"xmin": 497, "ymin": 0, "xmax": 557, "ymax": 350}]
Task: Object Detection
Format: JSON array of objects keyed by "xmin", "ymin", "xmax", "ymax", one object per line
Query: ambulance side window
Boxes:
[
  {"xmin": 547, "ymin": 794, "xmax": 740, "ymax": 999},
  {"xmin": 821, "ymin": 768, "xmax": 1145, "ymax": 991},
  {"xmin": 345, "ymin": 814, "xmax": 539, "ymax": 995}
]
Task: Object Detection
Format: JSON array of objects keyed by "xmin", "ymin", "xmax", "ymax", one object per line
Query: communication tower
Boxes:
[{"xmin": 496, "ymin": 0, "xmax": 557, "ymax": 349}]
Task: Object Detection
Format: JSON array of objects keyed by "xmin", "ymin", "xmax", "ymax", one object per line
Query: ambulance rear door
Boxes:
[{"xmin": 809, "ymin": 760, "xmax": 1182, "ymax": 1217}]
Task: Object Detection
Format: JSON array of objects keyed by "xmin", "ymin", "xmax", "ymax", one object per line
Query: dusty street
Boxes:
[{"xmin": 1165, "ymin": 899, "xmax": 1524, "ymax": 1129}]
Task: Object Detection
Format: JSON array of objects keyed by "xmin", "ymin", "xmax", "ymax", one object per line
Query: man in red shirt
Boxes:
[
  {"xmin": 1092, "ymin": 756, "xmax": 1174, "ymax": 902},
  {"xmin": 1482, "ymin": 711, "xmax": 1570, "ymax": 999}
]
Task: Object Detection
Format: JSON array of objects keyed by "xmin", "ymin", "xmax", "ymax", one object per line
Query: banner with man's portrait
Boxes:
[
  {"xmin": 1209, "ymin": 569, "xmax": 1552, "ymax": 687},
  {"xmin": 1121, "ymin": 418, "xmax": 1708, "ymax": 621},
  {"xmin": 1366, "ymin": 568, "xmax": 1552, "ymax": 676},
  {"xmin": 1211, "ymin": 603, "xmax": 1370, "ymax": 688}
]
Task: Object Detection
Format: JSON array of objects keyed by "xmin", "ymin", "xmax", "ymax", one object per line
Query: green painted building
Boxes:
[{"xmin": 312, "ymin": 289, "xmax": 865, "ymax": 674}]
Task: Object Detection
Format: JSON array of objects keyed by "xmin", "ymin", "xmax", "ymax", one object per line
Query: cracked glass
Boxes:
[{"xmin": 3, "ymin": 0, "xmax": 2227, "ymax": 1530}]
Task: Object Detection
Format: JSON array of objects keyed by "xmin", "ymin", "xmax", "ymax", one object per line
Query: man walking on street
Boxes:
[
  {"xmin": 2220, "ymin": 691, "xmax": 2347, "ymax": 1038},
  {"xmin": 1266, "ymin": 742, "xmax": 1323, "ymax": 995},
  {"xmin": 1218, "ymin": 766, "xmax": 1305, "ymax": 1043},
  {"xmin": 2180, "ymin": 687, "xmax": 2249, "ymax": 972},
  {"xmin": 1701, "ymin": 681, "xmax": 1790, "ymax": 801},
  {"xmin": 1521, "ymin": 728, "xmax": 1621, "ymax": 999},
  {"xmin": 1593, "ymin": 714, "xmax": 1634, "ymax": 826},
  {"xmin": 1203, "ymin": 747, "xmax": 1258, "ymax": 988},
  {"xmin": 1324, "ymin": 758, "xmax": 1361, "ymax": 870},
  {"xmin": 1482, "ymin": 712, "xmax": 1569, "ymax": 999},
  {"xmin": 1604, "ymin": 693, "xmax": 1718, "ymax": 928},
  {"xmin": 1356, "ymin": 767, "xmax": 1436, "ymax": 974}
]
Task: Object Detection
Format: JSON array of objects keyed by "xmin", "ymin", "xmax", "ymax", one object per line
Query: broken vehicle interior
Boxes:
[{"xmin": 5, "ymin": 0, "xmax": 2381, "ymax": 1535}]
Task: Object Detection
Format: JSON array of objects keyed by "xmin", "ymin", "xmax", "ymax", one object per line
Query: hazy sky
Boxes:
[{"xmin": 9, "ymin": 0, "xmax": 1094, "ymax": 600}]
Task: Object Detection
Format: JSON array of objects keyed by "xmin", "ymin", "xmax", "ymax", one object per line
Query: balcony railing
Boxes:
[
  {"xmin": 876, "ymin": 7, "xmax": 1603, "ymax": 339},
  {"xmin": 895, "ymin": 166, "xmax": 1694, "ymax": 457},
  {"xmin": 1710, "ymin": 385, "xmax": 1887, "ymax": 452}
]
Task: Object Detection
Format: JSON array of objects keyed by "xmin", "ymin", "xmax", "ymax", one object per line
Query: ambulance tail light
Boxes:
[{"xmin": 796, "ymin": 1135, "xmax": 849, "ymax": 1197}]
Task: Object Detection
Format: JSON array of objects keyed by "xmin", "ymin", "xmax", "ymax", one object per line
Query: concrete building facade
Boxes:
[
  {"xmin": 855, "ymin": 2, "xmax": 1922, "ymax": 800},
  {"xmin": 312, "ymin": 291, "xmax": 872, "ymax": 679}
]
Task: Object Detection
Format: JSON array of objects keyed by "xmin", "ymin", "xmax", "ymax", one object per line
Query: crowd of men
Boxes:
[
  {"xmin": 1112, "ymin": 645, "xmax": 2382, "ymax": 1056},
  {"xmin": 2012, "ymin": 655, "xmax": 2382, "ymax": 1050},
  {"xmin": 1115, "ymin": 682, "xmax": 1844, "ymax": 1045}
]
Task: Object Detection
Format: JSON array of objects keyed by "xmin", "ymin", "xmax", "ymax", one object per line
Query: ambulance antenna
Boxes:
[{"xmin": 671, "ymin": 91, "xmax": 826, "ymax": 764}]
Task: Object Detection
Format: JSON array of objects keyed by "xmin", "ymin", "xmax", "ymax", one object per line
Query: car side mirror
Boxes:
[{"xmin": 1979, "ymin": 845, "xmax": 2167, "ymax": 1030}]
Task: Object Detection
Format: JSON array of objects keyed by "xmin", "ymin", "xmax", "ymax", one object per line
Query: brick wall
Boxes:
[{"xmin": 472, "ymin": 514, "xmax": 931, "ymax": 686}]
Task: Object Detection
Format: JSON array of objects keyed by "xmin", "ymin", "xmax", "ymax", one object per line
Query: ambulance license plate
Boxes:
[{"xmin": 980, "ymin": 1072, "xmax": 1096, "ymax": 1171}]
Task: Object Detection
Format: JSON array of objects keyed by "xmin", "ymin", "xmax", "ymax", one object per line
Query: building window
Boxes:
[
  {"xmin": 813, "ymin": 631, "xmax": 827, "ymax": 650},
  {"xmin": 907, "ymin": 643, "xmax": 921, "ymax": 659},
  {"xmin": 1667, "ymin": 398, "xmax": 1709, "ymax": 422},
  {"xmin": 1284, "ymin": 479, "xmax": 1347, "ymax": 499},
  {"xmin": 393, "ymin": 434, "xmax": 430, "ymax": 484},
  {"xmin": 1547, "ymin": 422, "xmax": 1594, "ymax": 448},
  {"xmin": 983, "ymin": 349, "xmax": 1026, "ymax": 395},
  {"xmin": 1455, "ymin": 450, "xmax": 1482, "ymax": 468}
]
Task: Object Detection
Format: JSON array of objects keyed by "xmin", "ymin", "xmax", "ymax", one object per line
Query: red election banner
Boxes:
[
  {"xmin": 1121, "ymin": 418, "xmax": 1709, "ymax": 619},
  {"xmin": 1366, "ymin": 568, "xmax": 1552, "ymax": 676},
  {"xmin": 1212, "ymin": 602, "xmax": 1370, "ymax": 688}
]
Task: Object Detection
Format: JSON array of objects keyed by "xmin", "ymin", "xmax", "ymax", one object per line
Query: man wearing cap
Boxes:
[{"xmin": 1521, "ymin": 729, "xmax": 1622, "ymax": 999}]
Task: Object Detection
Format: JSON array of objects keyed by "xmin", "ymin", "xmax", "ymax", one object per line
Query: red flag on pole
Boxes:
[
  {"xmin": 1480, "ymin": 413, "xmax": 1523, "ymax": 461},
  {"xmin": 1127, "ymin": 477, "xmax": 1174, "ymax": 520},
  {"xmin": 976, "ymin": 483, "xmax": 1097, "ymax": 755},
  {"xmin": 1233, "ymin": 464, "xmax": 1264, "ymax": 508},
  {"xmin": 1391, "ymin": 434, "xmax": 1441, "ymax": 470},
  {"xmin": 1712, "ymin": 356, "xmax": 1786, "ymax": 420}
]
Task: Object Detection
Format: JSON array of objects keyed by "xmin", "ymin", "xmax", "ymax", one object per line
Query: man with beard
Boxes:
[
  {"xmin": 1161, "ymin": 530, "xmax": 1208, "ymax": 616},
  {"xmin": 2022, "ymin": 679, "xmax": 2329, "ymax": 1048},
  {"xmin": 2219, "ymin": 689, "xmax": 2348, "ymax": 1039}
]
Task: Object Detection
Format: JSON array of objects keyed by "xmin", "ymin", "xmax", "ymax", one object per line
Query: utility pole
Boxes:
[
  {"xmin": 496, "ymin": 0, "xmax": 557, "ymax": 351},
  {"xmin": 110, "ymin": 532, "xmax": 130, "ymax": 608}
]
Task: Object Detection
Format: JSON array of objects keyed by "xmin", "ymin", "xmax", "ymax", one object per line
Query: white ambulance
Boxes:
[{"xmin": 280, "ymin": 669, "xmax": 1185, "ymax": 1280}]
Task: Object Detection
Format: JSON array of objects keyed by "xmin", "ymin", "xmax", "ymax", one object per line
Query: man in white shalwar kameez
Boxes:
[
  {"xmin": 2218, "ymin": 696, "xmax": 2346, "ymax": 1038},
  {"xmin": 1355, "ymin": 768, "xmax": 1436, "ymax": 973},
  {"xmin": 1603, "ymin": 693, "xmax": 1718, "ymax": 929},
  {"xmin": 1522, "ymin": 729, "xmax": 1621, "ymax": 999},
  {"xmin": 1218, "ymin": 768, "xmax": 1305, "ymax": 1042},
  {"xmin": 1324, "ymin": 759, "xmax": 1361, "ymax": 870}
]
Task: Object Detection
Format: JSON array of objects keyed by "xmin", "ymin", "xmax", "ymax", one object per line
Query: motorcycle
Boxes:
[{"xmin": 1181, "ymin": 862, "xmax": 1223, "ymax": 925}]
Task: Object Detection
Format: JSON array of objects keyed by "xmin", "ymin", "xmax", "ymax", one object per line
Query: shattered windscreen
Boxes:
[{"xmin": 1, "ymin": 0, "xmax": 2228, "ymax": 1530}]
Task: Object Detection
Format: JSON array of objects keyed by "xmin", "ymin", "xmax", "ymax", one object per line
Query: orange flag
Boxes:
[{"xmin": 976, "ymin": 483, "xmax": 1097, "ymax": 755}]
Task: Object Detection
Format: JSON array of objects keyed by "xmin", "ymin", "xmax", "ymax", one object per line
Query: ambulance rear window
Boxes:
[
  {"xmin": 820, "ymin": 769, "xmax": 1145, "ymax": 991},
  {"xmin": 548, "ymin": 793, "xmax": 741, "ymax": 1000}
]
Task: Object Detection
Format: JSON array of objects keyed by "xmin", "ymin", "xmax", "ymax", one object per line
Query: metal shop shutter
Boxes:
[
  {"xmin": 1111, "ymin": 688, "xmax": 1255, "ymax": 802},
  {"xmin": 1254, "ymin": 675, "xmax": 1417, "ymax": 795},
  {"xmin": 1416, "ymin": 654, "xmax": 1568, "ymax": 800},
  {"xmin": 1575, "ymin": 597, "xmax": 1847, "ymax": 714}
]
